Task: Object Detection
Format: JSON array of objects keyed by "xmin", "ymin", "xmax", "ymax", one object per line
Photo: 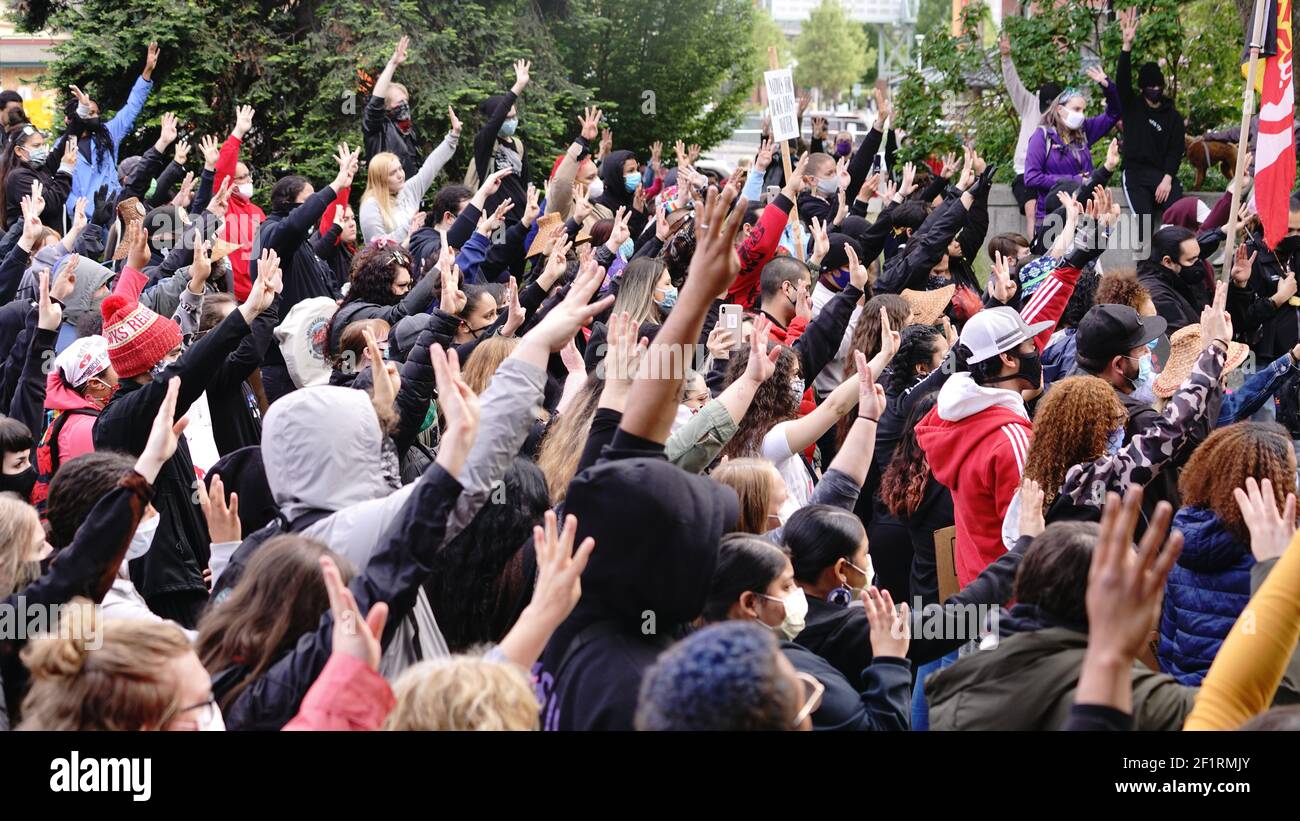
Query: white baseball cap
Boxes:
[{"xmin": 959, "ymin": 307, "xmax": 1053, "ymax": 364}]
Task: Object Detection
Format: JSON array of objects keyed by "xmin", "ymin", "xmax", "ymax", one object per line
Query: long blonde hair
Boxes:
[
  {"xmin": 462, "ymin": 336, "xmax": 519, "ymax": 395},
  {"xmin": 361, "ymin": 152, "xmax": 402, "ymax": 231},
  {"xmin": 710, "ymin": 457, "xmax": 778, "ymax": 535},
  {"xmin": 0, "ymin": 495, "xmax": 41, "ymax": 598},
  {"xmin": 536, "ymin": 377, "xmax": 603, "ymax": 503}
]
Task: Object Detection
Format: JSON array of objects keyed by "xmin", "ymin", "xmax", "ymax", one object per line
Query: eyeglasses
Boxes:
[{"xmin": 792, "ymin": 672, "xmax": 824, "ymax": 728}]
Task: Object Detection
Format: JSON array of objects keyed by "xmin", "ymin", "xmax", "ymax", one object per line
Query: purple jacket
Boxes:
[{"xmin": 1024, "ymin": 82, "xmax": 1122, "ymax": 223}]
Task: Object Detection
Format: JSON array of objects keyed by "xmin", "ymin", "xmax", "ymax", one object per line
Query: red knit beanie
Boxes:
[{"xmin": 100, "ymin": 294, "xmax": 183, "ymax": 379}]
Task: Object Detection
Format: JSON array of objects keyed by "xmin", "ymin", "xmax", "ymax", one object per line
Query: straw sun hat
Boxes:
[
  {"xmin": 1152, "ymin": 323, "xmax": 1250, "ymax": 400},
  {"xmin": 900, "ymin": 284, "xmax": 955, "ymax": 327}
]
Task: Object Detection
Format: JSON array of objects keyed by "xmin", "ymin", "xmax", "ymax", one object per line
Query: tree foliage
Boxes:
[
  {"xmin": 9, "ymin": 0, "xmax": 754, "ymax": 188},
  {"xmin": 549, "ymin": 0, "xmax": 758, "ymax": 161},
  {"xmin": 793, "ymin": 0, "xmax": 873, "ymax": 102},
  {"xmin": 894, "ymin": 0, "xmax": 1248, "ymax": 190}
]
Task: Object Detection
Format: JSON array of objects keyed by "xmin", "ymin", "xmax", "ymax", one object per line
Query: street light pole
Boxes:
[{"xmin": 916, "ymin": 34, "xmax": 925, "ymax": 71}]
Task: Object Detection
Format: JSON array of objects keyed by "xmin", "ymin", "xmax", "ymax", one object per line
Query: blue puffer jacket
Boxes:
[{"xmin": 1157, "ymin": 506, "xmax": 1254, "ymax": 685}]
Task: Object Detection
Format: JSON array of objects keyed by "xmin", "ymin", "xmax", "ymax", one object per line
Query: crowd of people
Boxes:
[{"xmin": 1, "ymin": 6, "xmax": 1300, "ymax": 733}]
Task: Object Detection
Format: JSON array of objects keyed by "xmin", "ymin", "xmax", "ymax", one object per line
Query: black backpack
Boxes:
[{"xmin": 209, "ymin": 507, "xmax": 333, "ymax": 604}]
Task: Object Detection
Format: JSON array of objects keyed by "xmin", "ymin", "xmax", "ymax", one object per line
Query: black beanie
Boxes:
[
  {"xmin": 1039, "ymin": 82, "xmax": 1063, "ymax": 114},
  {"xmin": 1138, "ymin": 62, "xmax": 1165, "ymax": 88}
]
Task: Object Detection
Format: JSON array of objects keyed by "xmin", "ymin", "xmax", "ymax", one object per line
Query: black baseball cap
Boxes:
[{"xmin": 1076, "ymin": 304, "xmax": 1167, "ymax": 362}]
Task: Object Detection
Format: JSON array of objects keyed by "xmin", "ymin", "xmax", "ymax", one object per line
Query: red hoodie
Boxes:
[
  {"xmin": 914, "ymin": 262, "xmax": 1081, "ymax": 586},
  {"xmin": 214, "ymin": 135, "xmax": 266, "ymax": 300},
  {"xmin": 728, "ymin": 193, "xmax": 795, "ymax": 310}
]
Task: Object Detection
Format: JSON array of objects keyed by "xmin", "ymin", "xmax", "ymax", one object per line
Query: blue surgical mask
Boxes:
[
  {"xmin": 24, "ymin": 146, "xmax": 49, "ymax": 167},
  {"xmin": 624, "ymin": 172, "xmax": 640, "ymax": 193},
  {"xmin": 831, "ymin": 267, "xmax": 851, "ymax": 289},
  {"xmin": 499, "ymin": 118, "xmax": 518, "ymax": 137},
  {"xmin": 656, "ymin": 285, "xmax": 678, "ymax": 311},
  {"xmin": 619, "ymin": 237, "xmax": 635, "ymax": 260}
]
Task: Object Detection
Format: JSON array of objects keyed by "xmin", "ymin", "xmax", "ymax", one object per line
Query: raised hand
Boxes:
[
  {"xmin": 898, "ymin": 161, "xmax": 918, "ymax": 198},
  {"xmin": 332, "ymin": 142, "xmax": 361, "ymax": 190},
  {"xmin": 321, "ymin": 555, "xmax": 387, "ymax": 671},
  {"xmin": 390, "ymin": 35, "xmax": 410, "ymax": 67},
  {"xmin": 807, "ymin": 216, "xmax": 830, "ymax": 266},
  {"xmin": 940, "ymin": 151, "xmax": 959, "ymax": 178},
  {"xmin": 754, "ymin": 138, "xmax": 775, "ymax": 173},
  {"xmin": 578, "ymin": 105, "xmax": 602, "ymax": 141},
  {"xmin": 190, "ymin": 234, "xmax": 213, "ymax": 291},
  {"xmin": 430, "ymin": 343, "xmax": 480, "ymax": 476},
  {"xmin": 1234, "ymin": 477, "xmax": 1297, "ymax": 562},
  {"xmin": 363, "ymin": 327, "xmax": 400, "ymax": 412},
  {"xmin": 989, "ymin": 250, "xmax": 1017, "ymax": 304},
  {"xmin": 1201, "ymin": 280, "xmax": 1232, "ymax": 349},
  {"xmin": 527, "ymin": 253, "xmax": 614, "ymax": 352},
  {"xmin": 447, "ymin": 105, "xmax": 462, "ymax": 136},
  {"xmin": 199, "ymin": 134, "xmax": 221, "ymax": 170},
  {"xmin": 1231, "ymin": 244, "xmax": 1257, "ymax": 287},
  {"xmin": 1077, "ymin": 487, "xmax": 1182, "ymax": 713},
  {"xmin": 233, "ymin": 104, "xmax": 255, "ymax": 139},
  {"xmin": 171, "ymin": 171, "xmax": 196, "ymax": 209},
  {"xmin": 743, "ymin": 315, "xmax": 780, "ymax": 383},
  {"xmin": 845, "ymin": 243, "xmax": 870, "ymax": 291},
  {"xmin": 158, "ymin": 111, "xmax": 178, "ymax": 147},
  {"xmin": 143, "ymin": 41, "xmax": 161, "ymax": 80},
  {"xmin": 854, "ymin": 350, "xmax": 887, "ymax": 419},
  {"xmin": 37, "ymin": 269, "xmax": 62, "ymax": 332},
  {"xmin": 523, "ymin": 183, "xmax": 541, "ymax": 228},
  {"xmin": 782, "ymin": 152, "xmax": 810, "ymax": 198},
  {"xmin": 512, "ymin": 58, "xmax": 532, "ymax": 94},
  {"xmin": 61, "ymin": 136, "xmax": 78, "ymax": 169},
  {"xmin": 116, "ymin": 216, "xmax": 146, "ymax": 271},
  {"xmin": 1018, "ymin": 478, "xmax": 1047, "ymax": 539},
  {"xmin": 1119, "ymin": 6, "xmax": 1139, "ymax": 50},
  {"xmin": 67, "ymin": 84, "xmax": 92, "ymax": 111},
  {"xmin": 863, "ymin": 587, "xmax": 909, "ymax": 658},
  {"xmin": 600, "ymin": 310, "xmax": 648, "ymax": 394},
  {"xmin": 241, "ymin": 248, "xmax": 282, "ymax": 320},
  {"xmin": 198, "ymin": 473, "xmax": 241, "ymax": 545},
  {"xmin": 173, "ymin": 137, "xmax": 191, "ymax": 167},
  {"xmin": 1085, "ymin": 65, "xmax": 1109, "ymax": 87},
  {"xmin": 501, "ymin": 276, "xmax": 526, "ymax": 337},
  {"xmin": 206, "ymin": 177, "xmax": 234, "ymax": 218}
]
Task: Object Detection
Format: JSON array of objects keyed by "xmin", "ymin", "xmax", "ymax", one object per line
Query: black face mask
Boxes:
[
  {"xmin": 1142, "ymin": 87, "xmax": 1163, "ymax": 103},
  {"xmin": 1174, "ymin": 259, "xmax": 1201, "ymax": 281},
  {"xmin": 990, "ymin": 349, "xmax": 1042, "ymax": 390},
  {"xmin": 0, "ymin": 465, "xmax": 37, "ymax": 500},
  {"xmin": 80, "ymin": 116, "xmax": 101, "ymax": 130},
  {"xmin": 388, "ymin": 101, "xmax": 411, "ymax": 122},
  {"xmin": 1276, "ymin": 236, "xmax": 1300, "ymax": 258}
]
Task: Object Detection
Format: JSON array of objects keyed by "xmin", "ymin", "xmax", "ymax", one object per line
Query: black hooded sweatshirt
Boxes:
[
  {"xmin": 592, "ymin": 149, "xmax": 649, "ymax": 240},
  {"xmin": 1116, "ymin": 50, "xmax": 1185, "ymax": 181},
  {"xmin": 472, "ymin": 91, "xmax": 529, "ymax": 224},
  {"xmin": 537, "ymin": 443, "xmax": 739, "ymax": 731}
]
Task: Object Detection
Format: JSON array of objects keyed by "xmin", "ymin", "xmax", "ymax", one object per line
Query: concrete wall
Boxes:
[{"xmin": 978, "ymin": 183, "xmax": 1223, "ymax": 275}]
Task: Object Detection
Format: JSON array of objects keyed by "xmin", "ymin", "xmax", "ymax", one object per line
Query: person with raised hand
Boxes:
[
  {"xmin": 471, "ymin": 58, "xmax": 532, "ymax": 223},
  {"xmin": 362, "ymin": 35, "xmax": 424, "ymax": 177},
  {"xmin": 0, "ymin": 123, "xmax": 74, "ymax": 230},
  {"xmin": 254, "ymin": 141, "xmax": 360, "ymax": 316},
  {"xmin": 546, "ymin": 105, "xmax": 603, "ymax": 221},
  {"xmin": 92, "ymin": 247, "xmax": 283, "ymax": 629},
  {"xmin": 359, "ymin": 101, "xmax": 460, "ymax": 245},
  {"xmin": 1064, "ymin": 487, "xmax": 1184, "ymax": 729},
  {"xmin": 211, "ymin": 341, "xmax": 478, "ymax": 730},
  {"xmin": 57, "ymin": 42, "xmax": 158, "ymax": 216},
  {"xmin": 209, "ymin": 104, "xmax": 267, "ymax": 300}
]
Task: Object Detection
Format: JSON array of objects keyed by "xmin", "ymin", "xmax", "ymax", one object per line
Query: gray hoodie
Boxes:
[{"xmin": 260, "ymin": 355, "xmax": 548, "ymax": 679}]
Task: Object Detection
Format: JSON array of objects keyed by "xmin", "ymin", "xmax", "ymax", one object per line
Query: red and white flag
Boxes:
[{"xmin": 1256, "ymin": 0, "xmax": 1296, "ymax": 249}]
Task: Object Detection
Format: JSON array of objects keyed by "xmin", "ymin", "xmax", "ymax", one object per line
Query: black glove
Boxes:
[
  {"xmin": 967, "ymin": 165, "xmax": 997, "ymax": 199},
  {"xmin": 91, "ymin": 184, "xmax": 114, "ymax": 227}
]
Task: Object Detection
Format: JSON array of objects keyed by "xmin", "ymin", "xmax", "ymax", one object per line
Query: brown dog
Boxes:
[{"xmin": 1185, "ymin": 136, "xmax": 1237, "ymax": 189}]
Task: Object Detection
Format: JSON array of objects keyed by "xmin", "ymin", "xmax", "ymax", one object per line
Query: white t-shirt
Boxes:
[{"xmin": 761, "ymin": 421, "xmax": 815, "ymax": 523}]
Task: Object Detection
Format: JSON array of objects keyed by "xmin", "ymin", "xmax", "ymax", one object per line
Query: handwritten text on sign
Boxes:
[{"xmin": 764, "ymin": 68, "xmax": 799, "ymax": 141}]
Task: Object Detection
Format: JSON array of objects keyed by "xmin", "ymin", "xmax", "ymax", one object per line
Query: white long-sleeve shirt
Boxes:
[
  {"xmin": 1002, "ymin": 55, "xmax": 1042, "ymax": 175},
  {"xmin": 359, "ymin": 131, "xmax": 459, "ymax": 244}
]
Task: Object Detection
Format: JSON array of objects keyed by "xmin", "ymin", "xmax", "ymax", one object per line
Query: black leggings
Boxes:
[{"xmin": 1123, "ymin": 169, "xmax": 1183, "ymax": 244}]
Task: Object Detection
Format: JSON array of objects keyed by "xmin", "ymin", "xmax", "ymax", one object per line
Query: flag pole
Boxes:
[{"xmin": 1221, "ymin": 0, "xmax": 1271, "ymax": 281}]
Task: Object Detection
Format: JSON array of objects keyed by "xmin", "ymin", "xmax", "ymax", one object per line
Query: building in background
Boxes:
[{"xmin": 1, "ymin": 18, "xmax": 69, "ymax": 130}]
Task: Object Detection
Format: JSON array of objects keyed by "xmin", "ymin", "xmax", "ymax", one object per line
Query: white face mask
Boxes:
[
  {"xmin": 586, "ymin": 177, "xmax": 604, "ymax": 200},
  {"xmin": 126, "ymin": 512, "xmax": 159, "ymax": 561},
  {"xmin": 237, "ymin": 182, "xmax": 254, "ymax": 199},
  {"xmin": 1062, "ymin": 109, "xmax": 1086, "ymax": 131},
  {"xmin": 197, "ymin": 705, "xmax": 225, "ymax": 731},
  {"xmin": 759, "ymin": 588, "xmax": 808, "ymax": 641}
]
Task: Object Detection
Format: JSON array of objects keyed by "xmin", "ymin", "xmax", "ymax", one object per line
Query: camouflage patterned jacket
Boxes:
[{"xmin": 1059, "ymin": 344, "xmax": 1227, "ymax": 510}]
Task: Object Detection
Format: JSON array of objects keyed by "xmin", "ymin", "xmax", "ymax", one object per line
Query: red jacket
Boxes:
[
  {"xmin": 914, "ymin": 263, "xmax": 1081, "ymax": 586},
  {"xmin": 282, "ymin": 654, "xmax": 393, "ymax": 731},
  {"xmin": 728, "ymin": 193, "xmax": 795, "ymax": 310},
  {"xmin": 214, "ymin": 135, "xmax": 266, "ymax": 300}
]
